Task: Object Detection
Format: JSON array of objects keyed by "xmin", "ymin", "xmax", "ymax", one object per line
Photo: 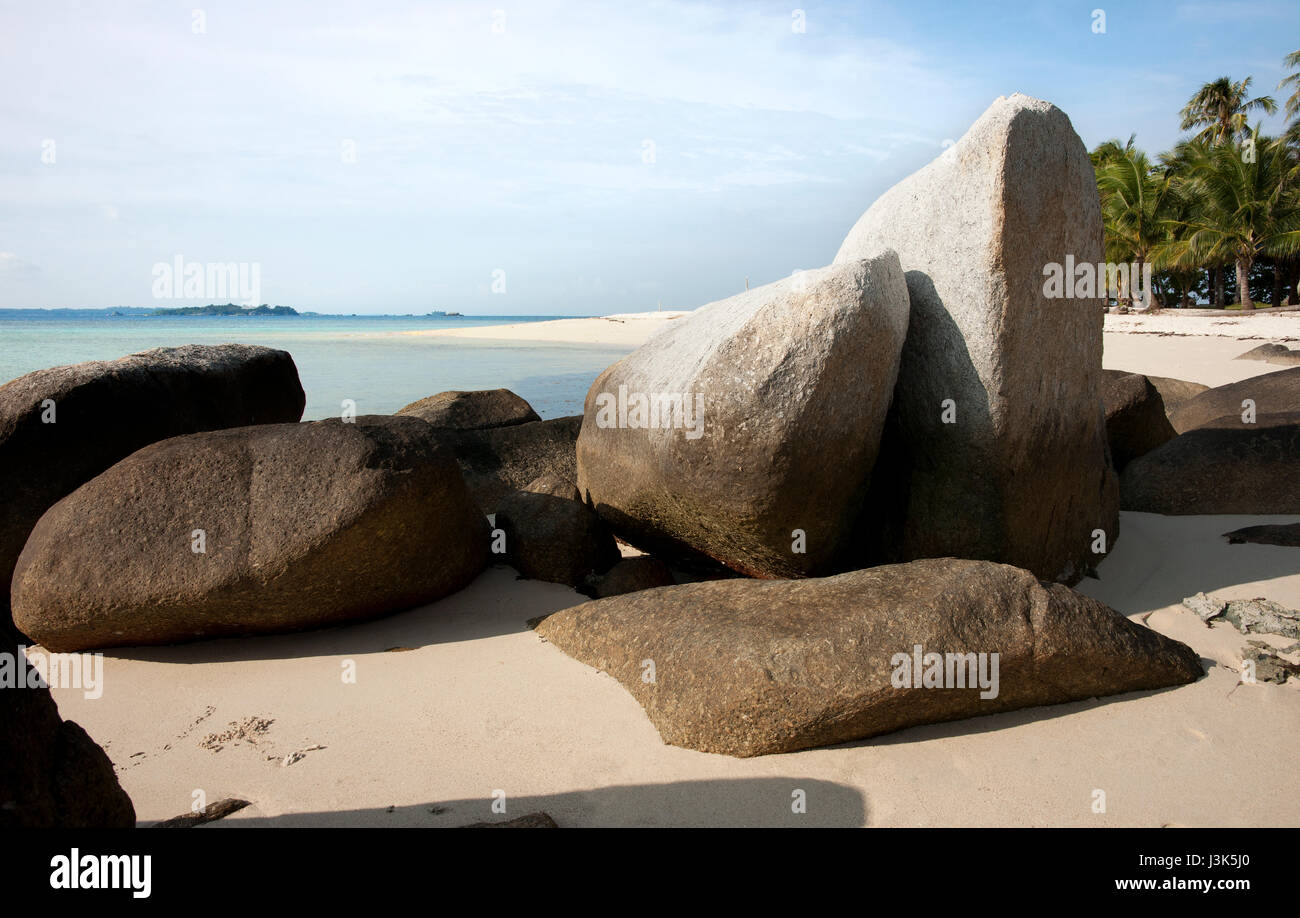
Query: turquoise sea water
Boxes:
[{"xmin": 0, "ymin": 314, "xmax": 631, "ymax": 420}]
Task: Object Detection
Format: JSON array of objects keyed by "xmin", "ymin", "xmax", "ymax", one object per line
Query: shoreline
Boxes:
[{"xmin": 400, "ymin": 311, "xmax": 692, "ymax": 347}]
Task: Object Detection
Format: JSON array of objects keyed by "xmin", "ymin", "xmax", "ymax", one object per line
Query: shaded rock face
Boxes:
[
  {"xmin": 437, "ymin": 415, "xmax": 582, "ymax": 514},
  {"xmin": 397, "ymin": 388, "xmax": 540, "ymax": 430},
  {"xmin": 535, "ymin": 558, "xmax": 1202, "ymax": 757},
  {"xmin": 0, "ymin": 345, "xmax": 306, "ymax": 629},
  {"xmin": 12, "ymin": 416, "xmax": 489, "ymax": 651},
  {"xmin": 1120, "ymin": 413, "xmax": 1300, "ymax": 514},
  {"xmin": 1104, "ymin": 373, "xmax": 1177, "ymax": 470},
  {"xmin": 592, "ymin": 556, "xmax": 677, "ymax": 598},
  {"xmin": 0, "ymin": 639, "xmax": 135, "ymax": 827},
  {"xmin": 1103, "ymin": 369, "xmax": 1208, "ymax": 416},
  {"xmin": 495, "ymin": 476, "xmax": 620, "ymax": 587},
  {"xmin": 577, "ymin": 254, "xmax": 910, "ymax": 579},
  {"xmin": 834, "ymin": 94, "xmax": 1117, "ymax": 584},
  {"xmin": 1236, "ymin": 343, "xmax": 1300, "ymax": 366},
  {"xmin": 1168, "ymin": 366, "xmax": 1300, "ymax": 433}
]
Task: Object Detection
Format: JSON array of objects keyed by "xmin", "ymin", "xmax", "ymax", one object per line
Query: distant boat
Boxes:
[{"xmin": 425, "ymin": 311, "xmax": 464, "ymax": 317}]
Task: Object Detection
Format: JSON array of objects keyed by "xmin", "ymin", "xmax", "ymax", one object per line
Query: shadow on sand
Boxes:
[
  {"xmin": 104, "ymin": 564, "xmax": 583, "ymax": 665},
  {"xmin": 180, "ymin": 777, "xmax": 869, "ymax": 828}
]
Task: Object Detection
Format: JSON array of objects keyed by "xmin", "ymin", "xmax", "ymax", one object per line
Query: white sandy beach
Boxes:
[
  {"xmin": 42, "ymin": 309, "xmax": 1300, "ymax": 827},
  {"xmin": 402, "ymin": 311, "xmax": 692, "ymax": 348}
]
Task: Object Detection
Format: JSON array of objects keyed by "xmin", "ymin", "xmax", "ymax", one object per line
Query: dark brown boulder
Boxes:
[
  {"xmin": 0, "ymin": 636, "xmax": 135, "ymax": 827},
  {"xmin": 0, "ymin": 344, "xmax": 305, "ymax": 628},
  {"xmin": 1168, "ymin": 366, "xmax": 1300, "ymax": 433},
  {"xmin": 1103, "ymin": 372, "xmax": 1177, "ymax": 470},
  {"xmin": 495, "ymin": 476, "xmax": 620, "ymax": 587},
  {"xmin": 11, "ymin": 416, "xmax": 489, "ymax": 651},
  {"xmin": 1103, "ymin": 369, "xmax": 1207, "ymax": 415},
  {"xmin": 534, "ymin": 558, "xmax": 1202, "ymax": 757},
  {"xmin": 1120, "ymin": 413, "xmax": 1300, "ymax": 514},
  {"xmin": 397, "ymin": 388, "xmax": 540, "ymax": 430},
  {"xmin": 592, "ymin": 557, "xmax": 677, "ymax": 598},
  {"xmin": 438, "ymin": 415, "xmax": 581, "ymax": 513}
]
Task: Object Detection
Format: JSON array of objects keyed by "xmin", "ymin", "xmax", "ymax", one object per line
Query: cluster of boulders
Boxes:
[
  {"xmin": 19, "ymin": 92, "xmax": 1295, "ymax": 809},
  {"xmin": 538, "ymin": 94, "xmax": 1214, "ymax": 756},
  {"xmin": 579, "ymin": 95, "xmax": 1120, "ymax": 585},
  {"xmin": 1, "ymin": 344, "xmax": 310, "ymax": 826},
  {"xmin": 0, "ymin": 346, "xmax": 640, "ymax": 822},
  {"xmin": 1117, "ymin": 365, "xmax": 1300, "ymax": 514}
]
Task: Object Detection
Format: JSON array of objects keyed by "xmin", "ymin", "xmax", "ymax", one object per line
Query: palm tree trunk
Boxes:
[
  {"xmin": 1237, "ymin": 257, "xmax": 1254, "ymax": 309},
  {"xmin": 1213, "ymin": 266, "xmax": 1226, "ymax": 307},
  {"xmin": 1272, "ymin": 258, "xmax": 1284, "ymax": 307}
]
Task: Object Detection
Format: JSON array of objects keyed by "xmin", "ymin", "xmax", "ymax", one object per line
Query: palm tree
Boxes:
[
  {"xmin": 1090, "ymin": 134, "xmax": 1138, "ymax": 169},
  {"xmin": 1095, "ymin": 143, "xmax": 1171, "ymax": 309},
  {"xmin": 1279, "ymin": 50, "xmax": 1300, "ymax": 122},
  {"xmin": 1154, "ymin": 128, "xmax": 1300, "ymax": 309},
  {"xmin": 1179, "ymin": 76, "xmax": 1277, "ymax": 146}
]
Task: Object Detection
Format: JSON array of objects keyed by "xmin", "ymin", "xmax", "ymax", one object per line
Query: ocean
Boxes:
[{"xmin": 0, "ymin": 314, "xmax": 631, "ymax": 420}]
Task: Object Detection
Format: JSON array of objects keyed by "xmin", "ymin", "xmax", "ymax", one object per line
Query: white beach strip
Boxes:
[
  {"xmin": 1104, "ymin": 311, "xmax": 1300, "ymax": 387},
  {"xmin": 401, "ymin": 311, "xmax": 693, "ymax": 347}
]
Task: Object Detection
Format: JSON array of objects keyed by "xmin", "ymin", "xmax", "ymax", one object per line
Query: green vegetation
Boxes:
[
  {"xmin": 149, "ymin": 304, "xmax": 299, "ymax": 317},
  {"xmin": 1093, "ymin": 52, "xmax": 1300, "ymax": 310}
]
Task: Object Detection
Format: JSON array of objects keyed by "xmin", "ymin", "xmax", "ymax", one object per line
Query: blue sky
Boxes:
[{"xmin": 2, "ymin": 0, "xmax": 1299, "ymax": 314}]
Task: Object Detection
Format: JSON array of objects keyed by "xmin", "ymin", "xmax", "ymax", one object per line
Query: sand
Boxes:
[
  {"xmin": 40, "ymin": 308, "xmax": 1300, "ymax": 828},
  {"xmin": 403, "ymin": 311, "xmax": 691, "ymax": 347}
]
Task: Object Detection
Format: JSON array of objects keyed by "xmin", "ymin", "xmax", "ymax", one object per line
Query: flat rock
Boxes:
[
  {"xmin": 1182, "ymin": 592, "xmax": 1300, "ymax": 639},
  {"xmin": 1103, "ymin": 372, "xmax": 1177, "ymax": 470},
  {"xmin": 1120, "ymin": 413, "xmax": 1300, "ymax": 514},
  {"xmin": 577, "ymin": 253, "xmax": 910, "ymax": 578},
  {"xmin": 1236, "ymin": 343, "xmax": 1300, "ymax": 366},
  {"xmin": 535, "ymin": 558, "xmax": 1202, "ymax": 757},
  {"xmin": 156, "ymin": 797, "xmax": 251, "ymax": 828},
  {"xmin": 461, "ymin": 811, "xmax": 558, "ymax": 828},
  {"xmin": 1168, "ymin": 366, "xmax": 1300, "ymax": 433},
  {"xmin": 1223, "ymin": 523, "xmax": 1300, "ymax": 547},
  {"xmin": 12, "ymin": 415, "xmax": 489, "ymax": 651},
  {"xmin": 397, "ymin": 388, "xmax": 540, "ymax": 430},
  {"xmin": 0, "ymin": 345, "xmax": 305, "ymax": 627},
  {"xmin": 437, "ymin": 415, "xmax": 581, "ymax": 513},
  {"xmin": 835, "ymin": 94, "xmax": 1116, "ymax": 584}
]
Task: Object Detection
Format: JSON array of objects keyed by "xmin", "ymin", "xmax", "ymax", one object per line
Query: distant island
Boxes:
[{"xmin": 147, "ymin": 303, "xmax": 299, "ymax": 317}]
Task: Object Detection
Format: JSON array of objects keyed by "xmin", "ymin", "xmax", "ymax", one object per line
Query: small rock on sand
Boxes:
[{"xmin": 461, "ymin": 812, "xmax": 558, "ymax": 828}]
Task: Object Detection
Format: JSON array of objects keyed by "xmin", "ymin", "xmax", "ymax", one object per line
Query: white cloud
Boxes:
[{"xmin": 0, "ymin": 252, "xmax": 40, "ymax": 281}]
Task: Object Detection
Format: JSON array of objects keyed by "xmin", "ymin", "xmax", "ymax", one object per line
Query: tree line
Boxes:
[{"xmin": 1092, "ymin": 52, "xmax": 1300, "ymax": 310}]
